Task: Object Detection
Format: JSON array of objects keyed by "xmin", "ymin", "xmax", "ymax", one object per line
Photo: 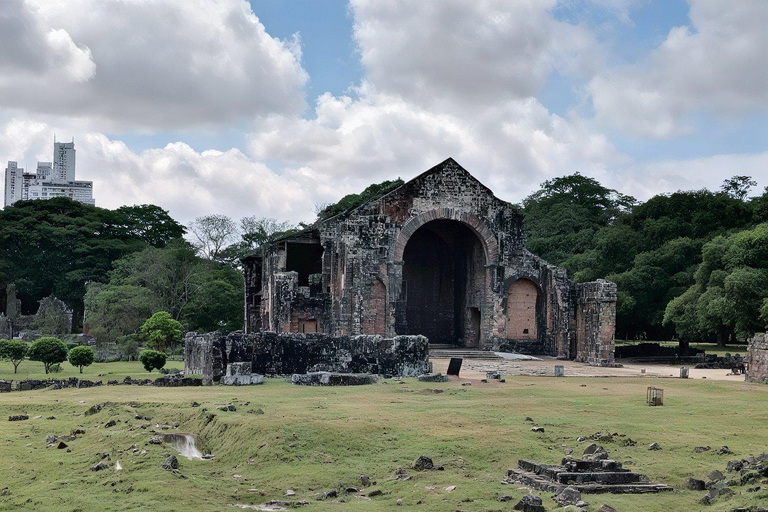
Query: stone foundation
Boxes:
[
  {"xmin": 290, "ymin": 372, "xmax": 377, "ymax": 386},
  {"xmin": 746, "ymin": 333, "xmax": 768, "ymax": 383},
  {"xmin": 184, "ymin": 331, "xmax": 429, "ymax": 382},
  {"xmin": 221, "ymin": 362, "xmax": 264, "ymax": 386}
]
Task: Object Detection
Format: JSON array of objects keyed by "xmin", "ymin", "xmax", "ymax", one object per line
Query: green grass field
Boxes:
[
  {"xmin": 0, "ymin": 361, "xmax": 766, "ymax": 511},
  {"xmin": 0, "ymin": 359, "xmax": 185, "ymax": 382}
]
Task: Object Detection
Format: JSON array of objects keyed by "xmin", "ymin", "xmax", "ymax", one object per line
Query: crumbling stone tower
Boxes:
[{"xmin": 243, "ymin": 159, "xmax": 617, "ymax": 365}]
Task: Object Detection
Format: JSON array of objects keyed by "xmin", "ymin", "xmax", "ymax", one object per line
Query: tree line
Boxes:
[{"xmin": 523, "ymin": 174, "xmax": 768, "ymax": 344}]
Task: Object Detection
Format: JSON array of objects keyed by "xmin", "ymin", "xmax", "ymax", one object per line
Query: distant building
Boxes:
[{"xmin": 4, "ymin": 141, "xmax": 94, "ymax": 207}]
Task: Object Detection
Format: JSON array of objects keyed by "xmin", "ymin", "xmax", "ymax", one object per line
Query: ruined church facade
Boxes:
[{"xmin": 243, "ymin": 159, "xmax": 617, "ymax": 365}]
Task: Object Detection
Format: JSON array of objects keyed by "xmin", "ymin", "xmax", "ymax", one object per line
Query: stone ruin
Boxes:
[
  {"xmin": 746, "ymin": 333, "xmax": 768, "ymax": 383},
  {"xmin": 1, "ymin": 284, "xmax": 73, "ymax": 339},
  {"xmin": 504, "ymin": 443, "xmax": 672, "ymax": 494},
  {"xmin": 184, "ymin": 330, "xmax": 429, "ymax": 383},
  {"xmin": 221, "ymin": 362, "xmax": 264, "ymax": 386},
  {"xmin": 243, "ymin": 158, "xmax": 617, "ymax": 365}
]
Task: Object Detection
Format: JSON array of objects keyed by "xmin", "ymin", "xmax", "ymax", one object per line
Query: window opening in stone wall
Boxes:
[{"xmin": 285, "ymin": 242, "xmax": 323, "ymax": 286}]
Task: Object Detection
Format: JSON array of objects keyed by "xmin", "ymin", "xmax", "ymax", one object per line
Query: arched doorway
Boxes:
[
  {"xmin": 505, "ymin": 279, "xmax": 540, "ymax": 339},
  {"xmin": 398, "ymin": 219, "xmax": 486, "ymax": 346}
]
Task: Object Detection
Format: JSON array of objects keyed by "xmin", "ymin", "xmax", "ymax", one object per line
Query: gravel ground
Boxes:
[{"xmin": 431, "ymin": 356, "xmax": 747, "ymax": 382}]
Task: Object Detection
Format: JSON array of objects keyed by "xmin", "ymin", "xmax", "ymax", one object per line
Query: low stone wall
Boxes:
[
  {"xmin": 0, "ymin": 377, "xmax": 103, "ymax": 392},
  {"xmin": 0, "ymin": 375, "xmax": 201, "ymax": 392},
  {"xmin": 184, "ymin": 331, "xmax": 429, "ymax": 382},
  {"xmin": 746, "ymin": 333, "xmax": 768, "ymax": 383}
]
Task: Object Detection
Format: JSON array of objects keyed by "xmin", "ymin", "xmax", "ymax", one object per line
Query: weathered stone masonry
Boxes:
[
  {"xmin": 243, "ymin": 158, "xmax": 617, "ymax": 364},
  {"xmin": 746, "ymin": 333, "xmax": 768, "ymax": 383},
  {"xmin": 184, "ymin": 331, "xmax": 429, "ymax": 381}
]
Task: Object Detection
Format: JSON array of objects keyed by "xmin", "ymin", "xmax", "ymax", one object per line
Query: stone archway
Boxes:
[{"xmin": 392, "ymin": 210, "xmax": 495, "ymax": 347}]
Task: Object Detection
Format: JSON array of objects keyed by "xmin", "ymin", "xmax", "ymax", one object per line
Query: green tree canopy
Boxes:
[
  {"xmin": 68, "ymin": 345, "xmax": 94, "ymax": 373},
  {"xmin": 28, "ymin": 336, "xmax": 68, "ymax": 374},
  {"xmin": 523, "ymin": 173, "xmax": 636, "ymax": 267},
  {"xmin": 84, "ymin": 241, "xmax": 243, "ymax": 340},
  {"xmin": 664, "ymin": 223, "xmax": 768, "ymax": 344},
  {"xmin": 140, "ymin": 311, "xmax": 183, "ymax": 353},
  {"xmin": 139, "ymin": 349, "xmax": 167, "ymax": 372},
  {"xmin": 0, "ymin": 339, "xmax": 28, "ymax": 374},
  {"xmin": 0, "ymin": 198, "xmax": 184, "ymax": 327}
]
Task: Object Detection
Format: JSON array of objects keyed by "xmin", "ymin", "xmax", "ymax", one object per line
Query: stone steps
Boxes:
[
  {"xmin": 505, "ymin": 467, "xmax": 673, "ymax": 494},
  {"xmin": 430, "ymin": 347, "xmax": 501, "ymax": 359}
]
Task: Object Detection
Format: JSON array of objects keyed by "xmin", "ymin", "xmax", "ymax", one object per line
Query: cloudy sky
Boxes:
[{"xmin": 1, "ymin": 0, "xmax": 766, "ymax": 224}]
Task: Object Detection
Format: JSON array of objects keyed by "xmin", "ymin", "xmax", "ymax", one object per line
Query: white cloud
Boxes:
[
  {"xmin": 616, "ymin": 152, "xmax": 768, "ymax": 201},
  {"xmin": 247, "ymin": 0, "xmax": 620, "ymax": 205},
  {"xmin": 589, "ymin": 0, "xmax": 768, "ymax": 139},
  {"xmin": 0, "ymin": 0, "xmax": 95, "ymax": 81},
  {"xmin": 0, "ymin": 0, "xmax": 308, "ymax": 130},
  {"xmin": 351, "ymin": 0, "xmax": 601, "ymax": 110},
  {"xmin": 250, "ymin": 87, "xmax": 623, "ymax": 207},
  {"xmin": 0, "ymin": 118, "xmax": 318, "ymax": 224}
]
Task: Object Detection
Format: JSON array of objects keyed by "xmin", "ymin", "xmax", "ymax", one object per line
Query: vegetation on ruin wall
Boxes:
[
  {"xmin": 315, "ymin": 178, "xmax": 404, "ymax": 221},
  {"xmin": 523, "ymin": 174, "xmax": 768, "ymax": 342},
  {"xmin": 0, "ymin": 372, "xmax": 766, "ymax": 512}
]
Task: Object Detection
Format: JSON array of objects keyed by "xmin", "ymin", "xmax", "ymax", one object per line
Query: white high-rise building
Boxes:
[{"xmin": 3, "ymin": 140, "xmax": 94, "ymax": 208}]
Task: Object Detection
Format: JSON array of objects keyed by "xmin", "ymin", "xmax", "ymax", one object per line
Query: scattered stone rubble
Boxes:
[
  {"xmin": 695, "ymin": 453, "xmax": 768, "ymax": 505},
  {"xmin": 0, "ymin": 375, "xmax": 202, "ymax": 393},
  {"xmin": 504, "ymin": 444, "xmax": 672, "ymax": 494}
]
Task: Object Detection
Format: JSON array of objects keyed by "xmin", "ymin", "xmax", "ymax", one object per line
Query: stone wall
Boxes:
[
  {"xmin": 184, "ymin": 331, "xmax": 429, "ymax": 382},
  {"xmin": 746, "ymin": 333, "xmax": 768, "ymax": 383}
]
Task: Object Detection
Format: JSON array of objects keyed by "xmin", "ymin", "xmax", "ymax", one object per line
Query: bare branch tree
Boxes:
[{"xmin": 188, "ymin": 214, "xmax": 239, "ymax": 260}]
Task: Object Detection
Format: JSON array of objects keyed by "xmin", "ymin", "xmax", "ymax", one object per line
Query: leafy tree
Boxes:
[
  {"xmin": 28, "ymin": 336, "xmax": 69, "ymax": 374},
  {"xmin": 189, "ymin": 214, "xmax": 239, "ymax": 260},
  {"xmin": 664, "ymin": 223, "xmax": 768, "ymax": 344},
  {"xmin": 141, "ymin": 311, "xmax": 183, "ymax": 354},
  {"xmin": 84, "ymin": 283, "xmax": 156, "ymax": 344},
  {"xmin": 523, "ymin": 173, "xmax": 636, "ymax": 267},
  {"xmin": 114, "ymin": 204, "xmax": 186, "ymax": 247},
  {"xmin": 721, "ymin": 175, "xmax": 757, "ymax": 200},
  {"xmin": 181, "ymin": 268, "xmax": 244, "ymax": 332},
  {"xmin": 217, "ymin": 217, "xmax": 299, "ymax": 267},
  {"xmin": 0, "ymin": 198, "xmax": 184, "ymax": 328},
  {"xmin": 0, "ymin": 339, "xmax": 28, "ymax": 373},
  {"xmin": 67, "ymin": 345, "xmax": 94, "ymax": 373},
  {"xmin": 31, "ymin": 296, "xmax": 71, "ymax": 335},
  {"xmin": 139, "ymin": 349, "xmax": 167, "ymax": 372},
  {"xmin": 84, "ymin": 241, "xmax": 243, "ymax": 339}
]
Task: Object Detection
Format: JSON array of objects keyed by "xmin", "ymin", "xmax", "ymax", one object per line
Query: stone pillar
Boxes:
[
  {"xmin": 746, "ymin": 333, "xmax": 768, "ymax": 383},
  {"xmin": 575, "ymin": 279, "xmax": 617, "ymax": 366},
  {"xmin": 271, "ymin": 272, "xmax": 298, "ymax": 333}
]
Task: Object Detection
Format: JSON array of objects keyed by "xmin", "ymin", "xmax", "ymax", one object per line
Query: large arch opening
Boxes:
[{"xmin": 398, "ymin": 219, "xmax": 486, "ymax": 346}]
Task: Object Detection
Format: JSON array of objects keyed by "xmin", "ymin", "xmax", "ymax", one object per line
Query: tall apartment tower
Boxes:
[
  {"xmin": 3, "ymin": 140, "xmax": 94, "ymax": 208},
  {"xmin": 54, "ymin": 141, "xmax": 76, "ymax": 181}
]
